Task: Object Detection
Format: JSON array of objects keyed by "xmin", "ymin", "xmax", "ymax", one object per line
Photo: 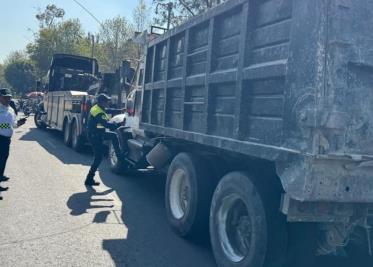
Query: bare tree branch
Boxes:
[{"xmin": 178, "ymin": 0, "xmax": 196, "ymax": 16}]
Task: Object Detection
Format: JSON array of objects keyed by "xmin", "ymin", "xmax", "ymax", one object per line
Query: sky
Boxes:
[{"xmin": 0, "ymin": 0, "xmax": 153, "ymax": 63}]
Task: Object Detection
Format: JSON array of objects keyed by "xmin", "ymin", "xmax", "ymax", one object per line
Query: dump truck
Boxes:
[{"xmin": 106, "ymin": 0, "xmax": 373, "ymax": 266}]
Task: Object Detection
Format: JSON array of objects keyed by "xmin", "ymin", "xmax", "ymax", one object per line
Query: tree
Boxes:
[
  {"xmin": 132, "ymin": 0, "xmax": 151, "ymax": 60},
  {"xmin": 0, "ymin": 64, "xmax": 10, "ymax": 88},
  {"xmin": 3, "ymin": 53, "xmax": 37, "ymax": 95},
  {"xmin": 133, "ymin": 0, "xmax": 151, "ymax": 33},
  {"xmin": 153, "ymin": 0, "xmax": 224, "ymax": 27},
  {"xmin": 27, "ymin": 19, "xmax": 90, "ymax": 76},
  {"xmin": 98, "ymin": 16, "xmax": 135, "ymax": 71},
  {"xmin": 4, "ymin": 51, "xmax": 27, "ymax": 65},
  {"xmin": 36, "ymin": 4, "xmax": 65, "ymax": 28},
  {"xmin": 27, "ymin": 4, "xmax": 91, "ymax": 77}
]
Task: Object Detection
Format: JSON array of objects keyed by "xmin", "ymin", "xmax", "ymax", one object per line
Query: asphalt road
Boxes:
[
  {"xmin": 0, "ymin": 119, "xmax": 215, "ymax": 267},
  {"xmin": 0, "ymin": 119, "xmax": 371, "ymax": 267}
]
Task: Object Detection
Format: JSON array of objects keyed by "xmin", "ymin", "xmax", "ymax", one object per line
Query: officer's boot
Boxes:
[
  {"xmin": 84, "ymin": 171, "xmax": 100, "ymax": 186},
  {"xmin": 0, "ymin": 186, "xmax": 8, "ymax": 191}
]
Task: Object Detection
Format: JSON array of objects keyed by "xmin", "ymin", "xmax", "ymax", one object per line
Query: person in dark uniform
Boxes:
[
  {"xmin": 85, "ymin": 94, "xmax": 123, "ymax": 186},
  {"xmin": 9, "ymin": 100, "xmax": 18, "ymax": 116},
  {"xmin": 0, "ymin": 88, "xmax": 27, "ymax": 198}
]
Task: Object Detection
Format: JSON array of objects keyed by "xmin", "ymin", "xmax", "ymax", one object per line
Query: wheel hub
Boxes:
[
  {"xmin": 218, "ymin": 195, "xmax": 252, "ymax": 263},
  {"xmin": 110, "ymin": 143, "xmax": 118, "ymax": 166},
  {"xmin": 169, "ymin": 169, "xmax": 191, "ymax": 220}
]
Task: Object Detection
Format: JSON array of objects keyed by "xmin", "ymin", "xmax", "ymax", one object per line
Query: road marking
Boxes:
[{"xmin": 112, "ymin": 210, "xmax": 125, "ymax": 225}]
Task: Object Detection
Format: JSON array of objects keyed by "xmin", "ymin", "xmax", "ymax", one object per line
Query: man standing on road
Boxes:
[
  {"xmin": 0, "ymin": 88, "xmax": 27, "ymax": 198},
  {"xmin": 85, "ymin": 94, "xmax": 122, "ymax": 186}
]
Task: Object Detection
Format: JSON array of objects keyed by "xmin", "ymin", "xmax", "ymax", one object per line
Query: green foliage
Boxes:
[
  {"xmin": 26, "ymin": 4, "xmax": 92, "ymax": 77},
  {"xmin": 153, "ymin": 0, "xmax": 222, "ymax": 27},
  {"xmin": 97, "ymin": 16, "xmax": 135, "ymax": 71},
  {"xmin": 27, "ymin": 19, "xmax": 90, "ymax": 76},
  {"xmin": 11, "ymin": 2, "xmax": 152, "ymax": 81},
  {"xmin": 3, "ymin": 53, "xmax": 37, "ymax": 94},
  {"xmin": 0, "ymin": 64, "xmax": 10, "ymax": 88}
]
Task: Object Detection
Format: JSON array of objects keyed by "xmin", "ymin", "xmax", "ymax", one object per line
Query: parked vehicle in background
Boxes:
[
  {"xmin": 23, "ymin": 94, "xmax": 43, "ymax": 116},
  {"xmin": 34, "ymin": 54, "xmax": 99, "ymax": 151},
  {"xmin": 35, "ymin": 54, "xmax": 139, "ymax": 152},
  {"xmin": 108, "ymin": 0, "xmax": 373, "ymax": 266}
]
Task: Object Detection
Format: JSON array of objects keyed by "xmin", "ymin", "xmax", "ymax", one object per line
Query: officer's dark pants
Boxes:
[
  {"xmin": 86, "ymin": 132, "xmax": 121, "ymax": 181},
  {"xmin": 0, "ymin": 135, "xmax": 11, "ymax": 178}
]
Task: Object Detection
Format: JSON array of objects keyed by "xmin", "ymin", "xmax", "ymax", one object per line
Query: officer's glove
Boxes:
[{"xmin": 17, "ymin": 118, "xmax": 27, "ymax": 127}]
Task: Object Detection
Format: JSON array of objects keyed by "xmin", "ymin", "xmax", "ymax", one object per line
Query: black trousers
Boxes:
[
  {"xmin": 0, "ymin": 135, "xmax": 11, "ymax": 178},
  {"xmin": 87, "ymin": 132, "xmax": 121, "ymax": 177}
]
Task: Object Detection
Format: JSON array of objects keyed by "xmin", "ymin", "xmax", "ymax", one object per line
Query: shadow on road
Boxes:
[
  {"xmin": 19, "ymin": 125, "xmax": 214, "ymax": 266},
  {"xmin": 316, "ymin": 255, "xmax": 372, "ymax": 267},
  {"xmin": 97, "ymin": 166, "xmax": 373, "ymax": 267},
  {"xmin": 20, "ymin": 127, "xmax": 92, "ymax": 166},
  {"xmin": 67, "ymin": 187, "xmax": 114, "ymax": 216},
  {"xmin": 24, "ymin": 126, "xmax": 371, "ymax": 267},
  {"xmin": 98, "ymin": 168, "xmax": 216, "ymax": 267}
]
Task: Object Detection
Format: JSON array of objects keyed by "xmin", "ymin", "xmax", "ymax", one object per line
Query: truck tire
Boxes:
[
  {"xmin": 34, "ymin": 112, "xmax": 46, "ymax": 129},
  {"xmin": 209, "ymin": 172, "xmax": 268, "ymax": 267},
  {"xmin": 71, "ymin": 120, "xmax": 84, "ymax": 152},
  {"xmin": 345, "ymin": 227, "xmax": 373, "ymax": 267},
  {"xmin": 165, "ymin": 153, "xmax": 216, "ymax": 238},
  {"xmin": 108, "ymin": 141, "xmax": 128, "ymax": 174},
  {"xmin": 63, "ymin": 121, "xmax": 71, "ymax": 147},
  {"xmin": 285, "ymin": 223, "xmax": 317, "ymax": 267}
]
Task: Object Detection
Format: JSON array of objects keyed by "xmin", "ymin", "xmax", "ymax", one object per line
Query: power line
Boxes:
[{"xmin": 71, "ymin": 0, "xmax": 104, "ymax": 28}]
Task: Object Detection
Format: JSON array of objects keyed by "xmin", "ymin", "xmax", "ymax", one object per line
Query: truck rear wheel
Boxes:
[
  {"xmin": 108, "ymin": 141, "xmax": 128, "ymax": 174},
  {"xmin": 285, "ymin": 223, "xmax": 317, "ymax": 267},
  {"xmin": 345, "ymin": 227, "xmax": 373, "ymax": 267},
  {"xmin": 209, "ymin": 172, "xmax": 268, "ymax": 267},
  {"xmin": 165, "ymin": 153, "xmax": 215, "ymax": 238},
  {"xmin": 71, "ymin": 120, "xmax": 84, "ymax": 152},
  {"xmin": 63, "ymin": 121, "xmax": 71, "ymax": 147}
]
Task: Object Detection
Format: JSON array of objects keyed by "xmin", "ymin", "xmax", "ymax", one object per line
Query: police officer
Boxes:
[
  {"xmin": 85, "ymin": 94, "xmax": 123, "ymax": 186},
  {"xmin": 0, "ymin": 88, "xmax": 26, "ymax": 196}
]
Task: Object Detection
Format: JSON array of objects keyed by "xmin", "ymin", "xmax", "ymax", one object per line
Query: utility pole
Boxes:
[
  {"xmin": 91, "ymin": 34, "xmax": 95, "ymax": 58},
  {"xmin": 88, "ymin": 33, "xmax": 99, "ymax": 58},
  {"xmin": 155, "ymin": 2, "xmax": 173, "ymax": 31},
  {"xmin": 166, "ymin": 2, "xmax": 173, "ymax": 30}
]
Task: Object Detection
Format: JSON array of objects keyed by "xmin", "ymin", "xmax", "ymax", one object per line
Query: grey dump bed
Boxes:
[{"xmin": 141, "ymin": 0, "xmax": 373, "ymax": 203}]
